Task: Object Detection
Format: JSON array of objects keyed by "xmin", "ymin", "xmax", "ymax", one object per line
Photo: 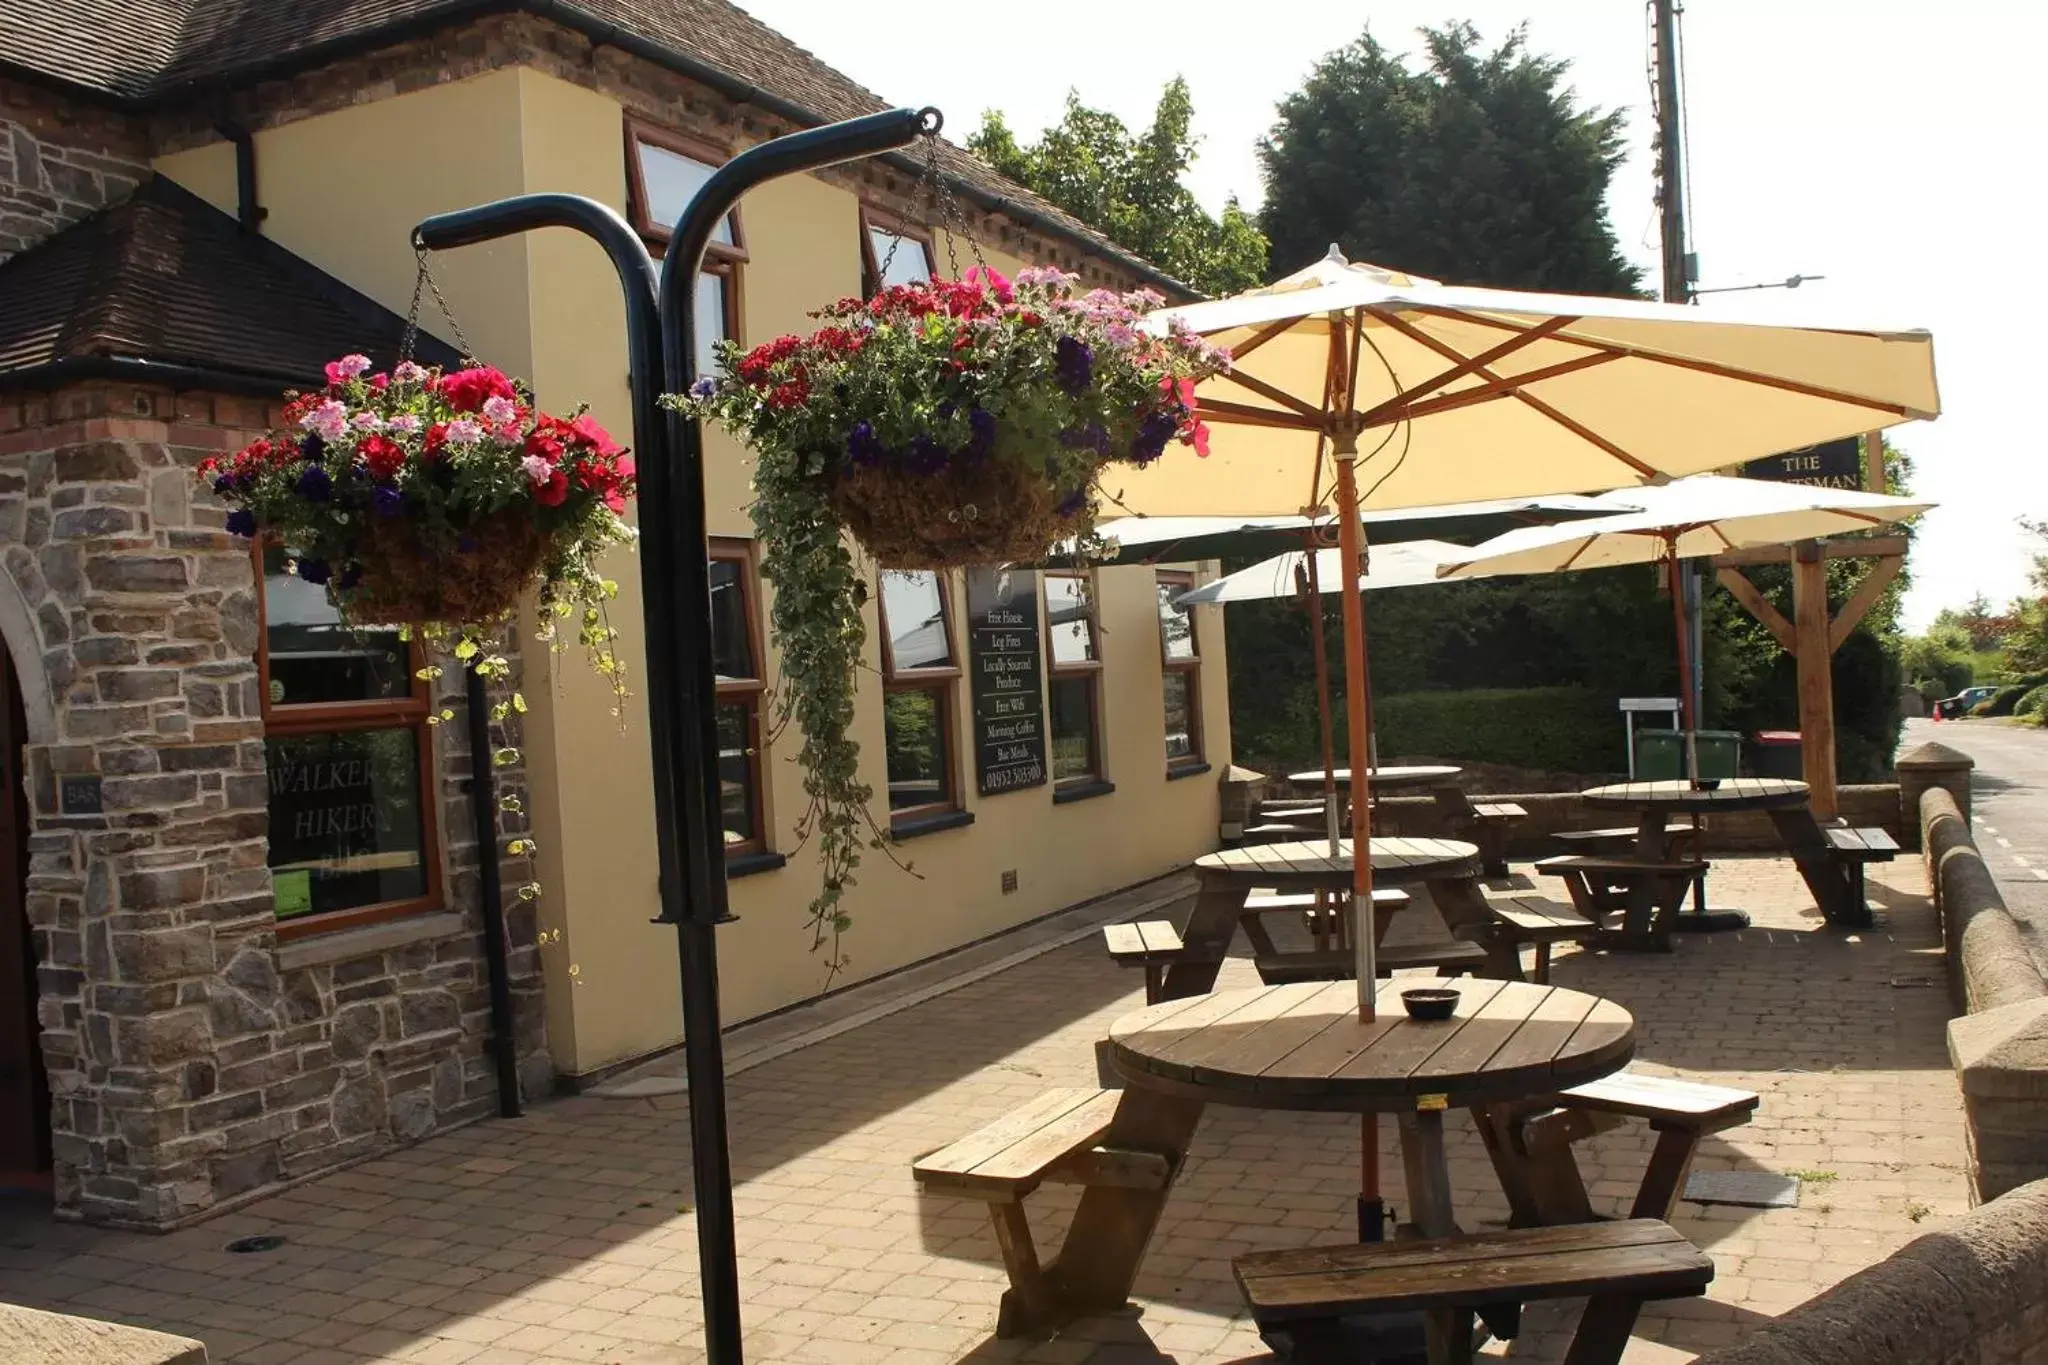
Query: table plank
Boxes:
[
  {"xmin": 1145, "ymin": 981, "xmax": 1334, "ymax": 1072},
  {"xmin": 1330, "ymin": 978, "xmax": 1512, "ymax": 1088},
  {"xmin": 1411, "ymin": 984, "xmax": 1556, "ymax": 1083}
]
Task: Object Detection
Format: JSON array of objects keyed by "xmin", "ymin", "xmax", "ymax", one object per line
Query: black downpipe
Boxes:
[
  {"xmin": 465, "ymin": 664, "xmax": 523, "ymax": 1118},
  {"xmin": 214, "ymin": 119, "xmax": 265, "ymax": 234}
]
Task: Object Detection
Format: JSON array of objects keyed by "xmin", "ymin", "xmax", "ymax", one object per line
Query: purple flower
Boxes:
[
  {"xmin": 1130, "ymin": 410, "xmax": 1180, "ymax": 465},
  {"xmin": 965, "ymin": 407, "xmax": 996, "ymax": 459},
  {"xmin": 295, "ymin": 464, "xmax": 332, "ymax": 502},
  {"xmin": 1054, "ymin": 336, "xmax": 1094, "ymax": 393},
  {"xmin": 224, "ymin": 509, "xmax": 257, "ymax": 537},
  {"xmin": 905, "ymin": 436, "xmax": 947, "ymax": 475},
  {"xmin": 372, "ymin": 484, "xmax": 405, "ymax": 517},
  {"xmin": 1059, "ymin": 422, "xmax": 1109, "ymax": 456},
  {"xmin": 296, "ymin": 557, "xmax": 331, "ymax": 586},
  {"xmin": 301, "ymin": 434, "xmax": 325, "ymax": 462},
  {"xmin": 847, "ymin": 420, "xmax": 884, "ymax": 467},
  {"xmin": 689, "ymin": 375, "xmax": 718, "ymax": 400},
  {"xmin": 212, "ymin": 475, "xmax": 234, "ymax": 496},
  {"xmin": 457, "ymin": 534, "xmax": 479, "ymax": 554},
  {"xmin": 337, "ymin": 563, "xmax": 363, "ymax": 590}
]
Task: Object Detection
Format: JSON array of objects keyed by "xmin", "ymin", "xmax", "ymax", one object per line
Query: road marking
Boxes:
[
  {"xmin": 1996, "ymin": 837, "xmax": 2014, "ymax": 849},
  {"xmin": 2015, "ymin": 854, "xmax": 2034, "ymax": 868},
  {"xmin": 2035, "ymin": 869, "xmax": 2048, "ymax": 882}
]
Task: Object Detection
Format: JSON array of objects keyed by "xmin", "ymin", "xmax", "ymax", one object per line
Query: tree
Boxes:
[
  {"xmin": 1257, "ymin": 22, "xmax": 1641, "ymax": 292},
  {"xmin": 2001, "ymin": 519, "xmax": 2048, "ymax": 675},
  {"xmin": 1932, "ymin": 593, "xmax": 2018, "ymax": 653},
  {"xmin": 970, "ymin": 80, "xmax": 1269, "ymax": 297}
]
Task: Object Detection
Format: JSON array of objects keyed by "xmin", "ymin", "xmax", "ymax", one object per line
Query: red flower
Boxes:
[
  {"xmin": 568, "ymin": 413, "xmax": 623, "ymax": 456},
  {"xmin": 359, "ymin": 435, "xmax": 406, "ymax": 481},
  {"xmin": 423, "ymin": 422, "xmax": 449, "ymax": 457},
  {"xmin": 282, "ymin": 393, "xmax": 321, "ymax": 424},
  {"xmin": 368, "ymin": 373, "xmax": 390, "ymax": 392},
  {"xmin": 612, "ymin": 455, "xmax": 635, "ymax": 486},
  {"xmin": 1018, "ymin": 311, "xmax": 1043, "ymax": 328},
  {"xmin": 436, "ymin": 366, "xmax": 517, "ymax": 413},
  {"xmin": 524, "ymin": 432, "xmax": 566, "ymax": 463},
  {"xmin": 767, "ymin": 380, "xmax": 809, "ymax": 409},
  {"xmin": 536, "ymin": 470, "xmax": 569, "ymax": 507},
  {"xmin": 604, "ymin": 488, "xmax": 627, "ymax": 513}
]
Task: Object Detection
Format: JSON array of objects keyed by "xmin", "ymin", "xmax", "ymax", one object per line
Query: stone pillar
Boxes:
[
  {"xmin": 1217, "ymin": 764, "xmax": 1265, "ymax": 845},
  {"xmin": 1950, "ymin": 998, "xmax": 2048, "ymax": 1202},
  {"xmin": 1898, "ymin": 740, "xmax": 1974, "ymax": 849}
]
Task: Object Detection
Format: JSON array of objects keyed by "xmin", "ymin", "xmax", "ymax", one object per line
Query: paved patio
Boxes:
[{"xmin": 0, "ymin": 854, "xmax": 1969, "ymax": 1365}]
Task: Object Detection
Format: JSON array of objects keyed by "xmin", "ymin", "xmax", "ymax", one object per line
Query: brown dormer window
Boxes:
[{"xmin": 626, "ymin": 121, "xmax": 747, "ymax": 369}]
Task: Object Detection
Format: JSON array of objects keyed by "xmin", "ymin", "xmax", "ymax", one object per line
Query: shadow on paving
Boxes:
[{"xmin": 0, "ymin": 857, "xmax": 1958, "ymax": 1364}]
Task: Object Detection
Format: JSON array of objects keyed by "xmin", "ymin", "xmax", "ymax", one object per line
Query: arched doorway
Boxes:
[{"xmin": 0, "ymin": 644, "xmax": 49, "ymax": 1188}]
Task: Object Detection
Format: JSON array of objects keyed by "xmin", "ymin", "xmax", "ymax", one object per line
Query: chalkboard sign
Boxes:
[
  {"xmin": 1742, "ymin": 437, "xmax": 1862, "ymax": 489},
  {"xmin": 965, "ymin": 567, "xmax": 1048, "ymax": 796}
]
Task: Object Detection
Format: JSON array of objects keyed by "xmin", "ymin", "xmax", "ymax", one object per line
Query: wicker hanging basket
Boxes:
[
  {"xmin": 827, "ymin": 456, "xmax": 1087, "ymax": 569},
  {"xmin": 340, "ymin": 511, "xmax": 552, "ymax": 626}
]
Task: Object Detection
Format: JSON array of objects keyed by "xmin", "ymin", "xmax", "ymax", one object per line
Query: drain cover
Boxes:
[
  {"xmin": 225, "ymin": 1234, "xmax": 287, "ymax": 1254},
  {"xmin": 1682, "ymin": 1171, "xmax": 1801, "ymax": 1208}
]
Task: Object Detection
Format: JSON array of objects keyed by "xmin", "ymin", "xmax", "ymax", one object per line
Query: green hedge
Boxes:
[
  {"xmin": 1974, "ymin": 671, "xmax": 2048, "ymax": 717},
  {"xmin": 1375, "ymin": 687, "xmax": 1618, "ymax": 774}
]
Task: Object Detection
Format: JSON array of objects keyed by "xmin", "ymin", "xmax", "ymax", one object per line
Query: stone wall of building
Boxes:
[
  {"xmin": 1, "ymin": 76, "xmax": 150, "ymax": 263},
  {"xmin": 0, "ymin": 379, "xmax": 547, "ymax": 1227},
  {"xmin": 144, "ymin": 13, "xmax": 1170, "ymax": 296}
]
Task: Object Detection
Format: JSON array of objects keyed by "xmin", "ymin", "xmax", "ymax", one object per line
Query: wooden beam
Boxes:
[
  {"xmin": 1864, "ymin": 430, "xmax": 1888, "ymax": 493},
  {"xmin": 1792, "ymin": 542, "xmax": 1838, "ymax": 820},
  {"xmin": 1715, "ymin": 568, "xmax": 1795, "ymax": 651},
  {"xmin": 1708, "ymin": 533, "xmax": 1908, "ymax": 569},
  {"xmin": 1829, "ymin": 555, "xmax": 1904, "ymax": 650}
]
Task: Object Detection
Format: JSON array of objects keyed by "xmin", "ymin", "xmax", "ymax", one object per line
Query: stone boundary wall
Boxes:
[
  {"xmin": 1921, "ymin": 785, "xmax": 2048, "ymax": 1204},
  {"xmin": 0, "ymin": 1301, "xmax": 206, "ymax": 1364},
  {"xmin": 1693, "ymin": 1176, "xmax": 2048, "ymax": 1365},
  {"xmin": 0, "ymin": 379, "xmax": 548, "ymax": 1227}
]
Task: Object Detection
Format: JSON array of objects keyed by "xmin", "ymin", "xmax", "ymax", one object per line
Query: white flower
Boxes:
[
  {"xmin": 350, "ymin": 411, "xmax": 384, "ymax": 431},
  {"xmin": 387, "ymin": 414, "xmax": 422, "ymax": 434}
]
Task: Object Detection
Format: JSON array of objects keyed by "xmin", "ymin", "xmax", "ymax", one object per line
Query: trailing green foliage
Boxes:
[
  {"xmin": 1375, "ymin": 687, "xmax": 1619, "ymax": 774},
  {"xmin": 970, "ymin": 80, "xmax": 1269, "ymax": 296}
]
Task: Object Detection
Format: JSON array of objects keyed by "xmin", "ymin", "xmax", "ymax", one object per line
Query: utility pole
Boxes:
[{"xmin": 1651, "ymin": 0, "xmax": 1706, "ymax": 743}]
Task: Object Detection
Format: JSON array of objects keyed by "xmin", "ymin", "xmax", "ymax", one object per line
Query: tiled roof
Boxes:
[
  {"xmin": 0, "ymin": 0, "xmax": 1186, "ymax": 293},
  {"xmin": 0, "ymin": 175, "xmax": 460, "ymax": 388}
]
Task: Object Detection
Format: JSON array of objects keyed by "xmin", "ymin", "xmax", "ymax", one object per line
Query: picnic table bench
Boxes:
[
  {"xmin": 1101, "ymin": 921, "xmax": 1185, "ymax": 1004},
  {"xmin": 1535, "ymin": 854, "xmax": 1708, "ymax": 952},
  {"xmin": 1235, "ymin": 1219, "xmax": 1712, "ymax": 1365},
  {"xmin": 1433, "ymin": 787, "xmax": 1529, "ymax": 877}
]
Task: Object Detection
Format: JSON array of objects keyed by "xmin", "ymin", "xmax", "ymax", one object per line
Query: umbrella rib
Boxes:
[
  {"xmin": 1371, "ymin": 351, "xmax": 1623, "ymax": 427},
  {"xmin": 1211, "ymin": 367, "xmax": 1329, "ymax": 420},
  {"xmin": 1224, "ymin": 316, "xmax": 1305, "ymax": 363},
  {"xmin": 1373, "ymin": 311, "xmax": 1662, "ymax": 479},
  {"xmin": 1357, "ymin": 311, "xmax": 1582, "ymax": 422},
  {"xmin": 1400, "ymin": 306, "xmax": 1916, "ymax": 418},
  {"xmin": 1196, "ymin": 398, "xmax": 1325, "ymax": 431}
]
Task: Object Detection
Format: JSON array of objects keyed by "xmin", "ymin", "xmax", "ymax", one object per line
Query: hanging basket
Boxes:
[
  {"xmin": 828, "ymin": 456, "xmax": 1086, "ymax": 569},
  {"xmin": 341, "ymin": 510, "xmax": 553, "ymax": 626}
]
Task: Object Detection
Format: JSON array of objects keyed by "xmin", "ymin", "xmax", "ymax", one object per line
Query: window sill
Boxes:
[
  {"xmin": 1053, "ymin": 778, "xmax": 1116, "ymax": 805},
  {"xmin": 889, "ymin": 808, "xmax": 976, "ymax": 842},
  {"xmin": 276, "ymin": 910, "xmax": 467, "ymax": 971},
  {"xmin": 1166, "ymin": 761, "xmax": 1213, "ymax": 782},
  {"xmin": 726, "ymin": 850, "xmax": 787, "ymax": 879}
]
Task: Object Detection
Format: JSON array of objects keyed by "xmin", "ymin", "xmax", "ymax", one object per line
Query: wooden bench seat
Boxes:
[
  {"xmin": 1235, "ymin": 1219, "xmax": 1713, "ymax": 1365},
  {"xmin": 914, "ymin": 1088, "xmax": 1173, "ymax": 1336},
  {"xmin": 1485, "ymin": 1071, "xmax": 1761, "ymax": 1226},
  {"xmin": 1535, "ymin": 855, "xmax": 1708, "ymax": 951},
  {"xmin": 1553, "ymin": 822, "xmax": 1696, "ymax": 851},
  {"xmin": 1435, "ymin": 789, "xmax": 1528, "ymax": 876},
  {"xmin": 1101, "ymin": 920, "xmax": 1183, "ymax": 1004},
  {"xmin": 1481, "ymin": 892, "xmax": 1601, "ymax": 983},
  {"xmin": 1825, "ymin": 826, "xmax": 1899, "ymax": 907}
]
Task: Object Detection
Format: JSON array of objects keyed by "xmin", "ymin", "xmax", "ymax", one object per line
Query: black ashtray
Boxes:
[
  {"xmin": 1401, "ymin": 988, "xmax": 1459, "ymax": 1021},
  {"xmin": 1694, "ymin": 778, "xmax": 1722, "ymax": 791}
]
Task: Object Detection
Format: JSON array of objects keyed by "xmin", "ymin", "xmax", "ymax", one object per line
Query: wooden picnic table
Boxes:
[
  {"xmin": 1579, "ymin": 777, "xmax": 1869, "ymax": 928},
  {"xmin": 1036, "ymin": 978, "xmax": 1635, "ymax": 1350},
  {"xmin": 1169, "ymin": 838, "xmax": 1495, "ymax": 997},
  {"xmin": 1288, "ymin": 764, "xmax": 1464, "ymax": 793}
]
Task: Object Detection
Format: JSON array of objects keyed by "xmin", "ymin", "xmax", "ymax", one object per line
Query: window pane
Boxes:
[
  {"xmin": 267, "ymin": 727, "xmax": 427, "ymax": 919},
  {"xmin": 1045, "ymin": 575, "xmax": 1095, "ymax": 664},
  {"xmin": 882, "ymin": 570, "xmax": 951, "ymax": 670},
  {"xmin": 1049, "ymin": 676, "xmax": 1097, "ymax": 782},
  {"xmin": 884, "ymin": 689, "xmax": 948, "ymax": 810},
  {"xmin": 1157, "ymin": 581, "xmax": 1197, "ymax": 661},
  {"xmin": 264, "ymin": 545, "xmax": 409, "ymax": 705},
  {"xmin": 869, "ymin": 227, "xmax": 933, "ymax": 286},
  {"xmin": 637, "ymin": 141, "xmax": 735, "ymax": 244},
  {"xmin": 708, "ymin": 556, "xmax": 754, "ymax": 682},
  {"xmin": 716, "ymin": 702, "xmax": 757, "ymax": 847},
  {"xmin": 1163, "ymin": 671, "xmax": 1197, "ymax": 763},
  {"xmin": 695, "ymin": 270, "xmax": 728, "ymax": 376}
]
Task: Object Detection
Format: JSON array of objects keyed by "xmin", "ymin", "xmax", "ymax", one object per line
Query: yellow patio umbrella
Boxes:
[{"xmin": 1144, "ymin": 246, "xmax": 1938, "ymax": 1240}]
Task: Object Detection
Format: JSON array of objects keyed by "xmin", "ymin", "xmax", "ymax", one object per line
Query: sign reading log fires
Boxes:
[
  {"xmin": 965, "ymin": 566, "xmax": 1048, "ymax": 796},
  {"xmin": 1741, "ymin": 437, "xmax": 1863, "ymax": 489}
]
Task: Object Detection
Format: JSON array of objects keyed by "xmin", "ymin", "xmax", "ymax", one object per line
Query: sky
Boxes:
[{"xmin": 737, "ymin": 0, "xmax": 2045, "ymax": 631}]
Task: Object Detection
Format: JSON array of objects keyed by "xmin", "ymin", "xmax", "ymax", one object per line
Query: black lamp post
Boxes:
[{"xmin": 413, "ymin": 106, "xmax": 938, "ymax": 1365}]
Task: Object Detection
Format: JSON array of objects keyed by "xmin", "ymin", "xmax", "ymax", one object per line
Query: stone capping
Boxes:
[
  {"xmin": 0, "ymin": 1301, "xmax": 207, "ymax": 1364},
  {"xmin": 274, "ymin": 910, "xmax": 469, "ymax": 972},
  {"xmin": 1923, "ymin": 786, "xmax": 2045, "ymax": 1015},
  {"xmin": 1691, "ymin": 1177, "xmax": 2048, "ymax": 1365}
]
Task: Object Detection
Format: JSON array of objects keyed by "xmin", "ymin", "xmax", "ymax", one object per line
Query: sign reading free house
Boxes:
[{"xmin": 966, "ymin": 566, "xmax": 1049, "ymax": 796}]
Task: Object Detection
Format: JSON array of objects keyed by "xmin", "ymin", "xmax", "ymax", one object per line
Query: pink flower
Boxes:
[
  {"xmin": 1189, "ymin": 419, "xmax": 1211, "ymax": 458},
  {"xmin": 301, "ymin": 399, "xmax": 348, "ymax": 443},
  {"xmin": 1106, "ymin": 323, "xmax": 1139, "ymax": 350},
  {"xmin": 482, "ymin": 395, "xmax": 519, "ymax": 426},
  {"xmin": 387, "ymin": 414, "xmax": 422, "ymax": 434},
  {"xmin": 1016, "ymin": 265, "xmax": 1075, "ymax": 289},
  {"xmin": 520, "ymin": 454, "xmax": 555, "ymax": 486},
  {"xmin": 393, "ymin": 361, "xmax": 430, "ymax": 385},
  {"xmin": 324, "ymin": 354, "xmax": 372, "ymax": 385},
  {"xmin": 444, "ymin": 418, "xmax": 483, "ymax": 447},
  {"xmin": 1129, "ymin": 288, "xmax": 1166, "ymax": 310},
  {"xmin": 964, "ymin": 264, "xmax": 1014, "ymax": 303},
  {"xmin": 350, "ymin": 411, "xmax": 384, "ymax": 431}
]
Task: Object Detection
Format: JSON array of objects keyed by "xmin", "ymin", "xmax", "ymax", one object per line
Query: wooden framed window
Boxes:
[
  {"xmin": 877, "ymin": 569, "xmax": 960, "ymax": 822},
  {"xmin": 626, "ymin": 120, "xmax": 747, "ymax": 367},
  {"xmin": 859, "ymin": 207, "xmax": 937, "ymax": 293},
  {"xmin": 1044, "ymin": 572, "xmax": 1104, "ymax": 786},
  {"xmin": 709, "ymin": 539, "xmax": 769, "ymax": 856},
  {"xmin": 256, "ymin": 544, "xmax": 441, "ymax": 938},
  {"xmin": 1155, "ymin": 571, "xmax": 1204, "ymax": 770}
]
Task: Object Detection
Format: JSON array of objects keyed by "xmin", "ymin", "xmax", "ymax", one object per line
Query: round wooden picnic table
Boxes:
[
  {"xmin": 1195, "ymin": 836, "xmax": 1480, "ymax": 889},
  {"xmin": 1288, "ymin": 764, "xmax": 1462, "ymax": 793},
  {"xmin": 1577, "ymin": 778, "xmax": 1815, "ymax": 934}
]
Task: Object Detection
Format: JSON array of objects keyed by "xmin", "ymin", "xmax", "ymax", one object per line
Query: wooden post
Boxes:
[
  {"xmin": 1864, "ymin": 431, "xmax": 1887, "ymax": 493},
  {"xmin": 1792, "ymin": 541, "xmax": 1838, "ymax": 820}
]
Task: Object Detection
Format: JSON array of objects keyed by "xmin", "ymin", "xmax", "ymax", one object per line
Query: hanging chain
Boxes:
[
  {"xmin": 873, "ymin": 132, "xmax": 990, "ymax": 286},
  {"xmin": 401, "ymin": 246, "xmax": 478, "ymax": 366}
]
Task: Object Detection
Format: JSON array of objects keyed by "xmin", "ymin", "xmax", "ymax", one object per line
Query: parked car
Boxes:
[{"xmin": 1936, "ymin": 685, "xmax": 1999, "ymax": 719}]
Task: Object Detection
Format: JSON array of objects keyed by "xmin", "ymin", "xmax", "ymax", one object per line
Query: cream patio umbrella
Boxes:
[{"xmin": 1144, "ymin": 247, "xmax": 1938, "ymax": 1243}]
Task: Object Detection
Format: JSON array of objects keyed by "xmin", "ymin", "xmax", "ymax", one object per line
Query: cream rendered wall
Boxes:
[{"xmin": 161, "ymin": 65, "xmax": 1233, "ymax": 1079}]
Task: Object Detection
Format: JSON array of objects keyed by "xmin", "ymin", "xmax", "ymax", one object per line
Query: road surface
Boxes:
[{"xmin": 1903, "ymin": 716, "xmax": 2048, "ymax": 972}]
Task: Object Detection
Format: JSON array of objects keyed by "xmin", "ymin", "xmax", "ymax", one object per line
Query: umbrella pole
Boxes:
[
  {"xmin": 1303, "ymin": 550, "xmax": 1340, "ymax": 855},
  {"xmin": 1668, "ymin": 543, "xmax": 1698, "ymax": 782}
]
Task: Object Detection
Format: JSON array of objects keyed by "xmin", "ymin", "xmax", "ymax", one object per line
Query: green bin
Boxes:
[{"xmin": 1632, "ymin": 728, "xmax": 1741, "ymax": 781}]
